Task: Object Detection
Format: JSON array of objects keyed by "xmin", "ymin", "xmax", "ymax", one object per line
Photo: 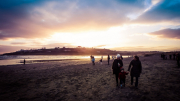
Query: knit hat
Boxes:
[
  {"xmin": 117, "ymin": 54, "xmax": 121, "ymax": 58},
  {"xmin": 120, "ymin": 68, "xmax": 124, "ymax": 70}
]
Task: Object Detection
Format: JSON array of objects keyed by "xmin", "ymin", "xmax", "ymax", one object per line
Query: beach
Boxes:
[{"xmin": 0, "ymin": 55, "xmax": 180, "ymax": 101}]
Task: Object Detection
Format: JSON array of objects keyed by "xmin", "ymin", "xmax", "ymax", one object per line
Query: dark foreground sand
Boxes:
[{"xmin": 0, "ymin": 55, "xmax": 180, "ymax": 101}]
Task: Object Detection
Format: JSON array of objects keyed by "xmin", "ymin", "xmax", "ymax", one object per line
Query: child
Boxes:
[
  {"xmin": 118, "ymin": 68, "xmax": 128, "ymax": 88},
  {"xmin": 92, "ymin": 56, "xmax": 95, "ymax": 65}
]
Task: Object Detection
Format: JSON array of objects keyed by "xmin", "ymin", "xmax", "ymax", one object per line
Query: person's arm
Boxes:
[{"xmin": 128, "ymin": 61, "xmax": 132, "ymax": 71}]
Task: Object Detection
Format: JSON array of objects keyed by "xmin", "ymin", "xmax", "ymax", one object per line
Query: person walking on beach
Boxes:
[
  {"xmin": 99, "ymin": 58, "xmax": 103, "ymax": 64},
  {"xmin": 120, "ymin": 55, "xmax": 123, "ymax": 60},
  {"xmin": 176, "ymin": 53, "xmax": 180, "ymax": 67},
  {"xmin": 169, "ymin": 54, "xmax": 172, "ymax": 60},
  {"xmin": 92, "ymin": 56, "xmax": 95, "ymax": 65},
  {"xmin": 118, "ymin": 68, "xmax": 128, "ymax": 88},
  {"xmin": 112, "ymin": 54, "xmax": 123, "ymax": 87},
  {"xmin": 24, "ymin": 59, "xmax": 26, "ymax": 65},
  {"xmin": 108, "ymin": 54, "xmax": 110, "ymax": 65},
  {"xmin": 173, "ymin": 53, "xmax": 176, "ymax": 60},
  {"xmin": 127, "ymin": 56, "xmax": 142, "ymax": 88}
]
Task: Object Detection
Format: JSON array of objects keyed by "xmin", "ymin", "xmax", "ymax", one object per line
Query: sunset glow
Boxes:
[{"xmin": 0, "ymin": 0, "xmax": 180, "ymax": 54}]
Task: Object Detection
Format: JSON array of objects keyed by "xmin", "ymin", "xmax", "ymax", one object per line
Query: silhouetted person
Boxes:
[
  {"xmin": 120, "ymin": 56, "xmax": 123, "ymax": 60},
  {"xmin": 161, "ymin": 53, "xmax": 164, "ymax": 59},
  {"xmin": 92, "ymin": 56, "xmax": 95, "ymax": 65},
  {"xmin": 176, "ymin": 53, "xmax": 180, "ymax": 67},
  {"xmin": 162, "ymin": 54, "xmax": 165, "ymax": 60},
  {"xmin": 112, "ymin": 54, "xmax": 123, "ymax": 87},
  {"xmin": 99, "ymin": 58, "xmax": 102, "ymax": 64},
  {"xmin": 128, "ymin": 56, "xmax": 142, "ymax": 88},
  {"xmin": 90, "ymin": 55, "xmax": 93, "ymax": 59},
  {"xmin": 169, "ymin": 54, "xmax": 172, "ymax": 59},
  {"xmin": 107, "ymin": 54, "xmax": 110, "ymax": 65},
  {"xmin": 173, "ymin": 53, "xmax": 176, "ymax": 60},
  {"xmin": 24, "ymin": 59, "xmax": 26, "ymax": 65}
]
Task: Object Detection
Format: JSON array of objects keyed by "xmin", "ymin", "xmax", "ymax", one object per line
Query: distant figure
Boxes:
[
  {"xmin": 24, "ymin": 59, "xmax": 26, "ymax": 65},
  {"xmin": 173, "ymin": 53, "xmax": 176, "ymax": 60},
  {"xmin": 176, "ymin": 53, "xmax": 180, "ymax": 67},
  {"xmin": 112, "ymin": 54, "xmax": 123, "ymax": 87},
  {"xmin": 99, "ymin": 58, "xmax": 102, "ymax": 64},
  {"xmin": 92, "ymin": 56, "xmax": 95, "ymax": 65},
  {"xmin": 128, "ymin": 56, "xmax": 142, "ymax": 88},
  {"xmin": 120, "ymin": 55, "xmax": 123, "ymax": 60},
  {"xmin": 162, "ymin": 53, "xmax": 165, "ymax": 60},
  {"xmin": 169, "ymin": 54, "xmax": 172, "ymax": 59},
  {"xmin": 118, "ymin": 68, "xmax": 128, "ymax": 88},
  {"xmin": 107, "ymin": 54, "xmax": 110, "ymax": 65},
  {"xmin": 90, "ymin": 55, "xmax": 93, "ymax": 59},
  {"xmin": 101, "ymin": 56, "xmax": 103, "ymax": 59}
]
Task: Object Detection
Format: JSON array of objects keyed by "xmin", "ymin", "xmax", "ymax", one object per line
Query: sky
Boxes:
[{"xmin": 0, "ymin": 0, "xmax": 180, "ymax": 54}]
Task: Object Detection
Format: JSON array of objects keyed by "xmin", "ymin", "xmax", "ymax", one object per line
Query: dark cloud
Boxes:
[
  {"xmin": 135, "ymin": 0, "xmax": 180, "ymax": 23},
  {"xmin": 148, "ymin": 28, "xmax": 180, "ymax": 39},
  {"xmin": 0, "ymin": 0, "xmax": 50, "ymax": 39}
]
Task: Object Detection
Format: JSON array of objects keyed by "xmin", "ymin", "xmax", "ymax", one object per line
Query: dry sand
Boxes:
[{"xmin": 0, "ymin": 55, "xmax": 180, "ymax": 101}]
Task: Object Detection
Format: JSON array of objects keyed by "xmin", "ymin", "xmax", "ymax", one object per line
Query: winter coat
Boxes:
[
  {"xmin": 112, "ymin": 59, "xmax": 123, "ymax": 74},
  {"xmin": 128, "ymin": 60, "xmax": 142, "ymax": 77},
  {"xmin": 118, "ymin": 72, "xmax": 128, "ymax": 79}
]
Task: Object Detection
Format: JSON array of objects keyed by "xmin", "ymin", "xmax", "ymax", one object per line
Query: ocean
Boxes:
[{"xmin": 0, "ymin": 55, "xmax": 130, "ymax": 66}]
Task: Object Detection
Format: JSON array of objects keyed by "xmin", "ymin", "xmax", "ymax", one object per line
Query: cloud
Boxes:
[
  {"xmin": 134, "ymin": 0, "xmax": 180, "ymax": 23},
  {"xmin": 94, "ymin": 45, "xmax": 107, "ymax": 48},
  {"xmin": 148, "ymin": 28, "xmax": 180, "ymax": 39},
  {"xmin": 11, "ymin": 42, "xmax": 27, "ymax": 45},
  {"xmin": 0, "ymin": 0, "xmax": 149, "ymax": 39}
]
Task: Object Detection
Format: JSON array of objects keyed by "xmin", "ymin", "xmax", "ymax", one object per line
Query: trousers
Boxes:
[
  {"xmin": 120, "ymin": 78, "xmax": 126, "ymax": 86},
  {"xmin": 131, "ymin": 76, "xmax": 139, "ymax": 87},
  {"xmin": 115, "ymin": 73, "xmax": 119, "ymax": 86}
]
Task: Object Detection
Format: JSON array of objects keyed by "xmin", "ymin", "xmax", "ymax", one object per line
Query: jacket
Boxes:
[
  {"xmin": 112, "ymin": 59, "xmax": 123, "ymax": 74},
  {"xmin": 128, "ymin": 60, "xmax": 142, "ymax": 77},
  {"xmin": 118, "ymin": 72, "xmax": 128, "ymax": 79}
]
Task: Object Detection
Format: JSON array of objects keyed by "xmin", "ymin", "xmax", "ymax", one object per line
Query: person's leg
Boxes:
[
  {"xmin": 135, "ymin": 77, "xmax": 139, "ymax": 87},
  {"xmin": 131, "ymin": 76, "xmax": 133, "ymax": 85},
  {"xmin": 120, "ymin": 79, "xmax": 122, "ymax": 85},
  {"xmin": 115, "ymin": 73, "xmax": 118, "ymax": 86},
  {"xmin": 124, "ymin": 79, "xmax": 126, "ymax": 87}
]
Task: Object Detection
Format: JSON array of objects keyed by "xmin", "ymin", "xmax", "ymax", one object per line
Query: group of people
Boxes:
[
  {"xmin": 112, "ymin": 54, "xmax": 142, "ymax": 88},
  {"xmin": 90, "ymin": 54, "xmax": 123, "ymax": 65},
  {"xmin": 161, "ymin": 53, "xmax": 180, "ymax": 67},
  {"xmin": 90, "ymin": 54, "xmax": 142, "ymax": 88}
]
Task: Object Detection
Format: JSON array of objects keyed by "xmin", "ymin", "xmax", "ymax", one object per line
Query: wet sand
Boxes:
[{"xmin": 0, "ymin": 55, "xmax": 180, "ymax": 101}]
